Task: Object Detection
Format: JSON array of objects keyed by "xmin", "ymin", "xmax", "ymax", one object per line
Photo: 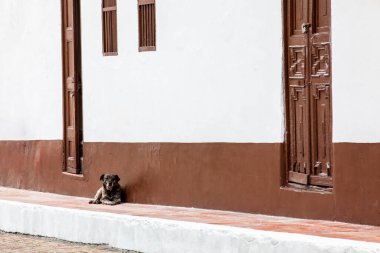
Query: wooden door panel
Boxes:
[
  {"xmin": 288, "ymin": 46, "xmax": 306, "ymax": 80},
  {"xmin": 313, "ymin": 0, "xmax": 330, "ymax": 33},
  {"xmin": 285, "ymin": 0, "xmax": 332, "ymax": 187},
  {"xmin": 311, "ymin": 42, "xmax": 330, "ymax": 78},
  {"xmin": 287, "ymin": 0, "xmax": 311, "ymax": 185},
  {"xmin": 289, "ymin": 0, "xmax": 308, "ymax": 36},
  {"xmin": 62, "ymin": 0, "xmax": 82, "ymax": 174},
  {"xmin": 309, "ymin": 1, "xmax": 332, "ymax": 186},
  {"xmin": 310, "ymin": 32, "xmax": 330, "ymax": 79},
  {"xmin": 289, "ymin": 86, "xmax": 311, "ymax": 184},
  {"xmin": 311, "ymin": 84, "xmax": 331, "ymax": 175}
]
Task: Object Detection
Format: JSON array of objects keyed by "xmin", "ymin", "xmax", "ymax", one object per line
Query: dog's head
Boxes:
[{"xmin": 100, "ymin": 174, "xmax": 120, "ymax": 191}]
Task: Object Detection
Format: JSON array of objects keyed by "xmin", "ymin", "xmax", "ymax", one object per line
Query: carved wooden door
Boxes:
[
  {"xmin": 62, "ymin": 0, "xmax": 83, "ymax": 174},
  {"xmin": 286, "ymin": 0, "xmax": 332, "ymax": 187}
]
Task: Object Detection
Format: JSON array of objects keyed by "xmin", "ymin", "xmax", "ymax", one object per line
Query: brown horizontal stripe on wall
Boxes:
[
  {"xmin": 333, "ymin": 143, "xmax": 380, "ymax": 225},
  {"xmin": 0, "ymin": 141, "xmax": 379, "ymax": 226}
]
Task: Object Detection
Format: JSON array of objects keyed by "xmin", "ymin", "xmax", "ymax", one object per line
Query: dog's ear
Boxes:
[
  {"xmin": 100, "ymin": 174, "xmax": 105, "ymax": 181},
  {"xmin": 115, "ymin": 175, "xmax": 120, "ymax": 182}
]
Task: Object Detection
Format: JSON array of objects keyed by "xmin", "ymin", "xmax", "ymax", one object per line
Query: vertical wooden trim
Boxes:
[
  {"xmin": 61, "ymin": 0, "xmax": 66, "ymax": 171},
  {"xmin": 282, "ymin": 0, "xmax": 290, "ymax": 187},
  {"xmin": 329, "ymin": 0, "xmax": 333, "ymax": 182},
  {"xmin": 76, "ymin": 0, "xmax": 83, "ymax": 173}
]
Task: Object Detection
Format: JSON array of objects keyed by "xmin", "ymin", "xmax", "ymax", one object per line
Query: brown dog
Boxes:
[{"xmin": 89, "ymin": 174, "xmax": 122, "ymax": 205}]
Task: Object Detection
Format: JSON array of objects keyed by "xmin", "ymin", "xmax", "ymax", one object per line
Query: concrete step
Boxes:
[{"xmin": 0, "ymin": 187, "xmax": 379, "ymax": 253}]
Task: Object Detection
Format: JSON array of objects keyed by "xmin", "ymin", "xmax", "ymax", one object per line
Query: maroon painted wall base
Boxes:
[{"xmin": 0, "ymin": 141, "xmax": 378, "ymax": 226}]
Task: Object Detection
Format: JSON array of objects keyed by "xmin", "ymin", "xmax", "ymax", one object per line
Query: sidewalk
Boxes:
[
  {"xmin": 0, "ymin": 230, "xmax": 138, "ymax": 253},
  {"xmin": 0, "ymin": 186, "xmax": 379, "ymax": 253}
]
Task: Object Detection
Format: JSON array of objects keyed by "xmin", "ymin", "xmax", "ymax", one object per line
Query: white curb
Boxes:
[{"xmin": 0, "ymin": 199, "xmax": 379, "ymax": 253}]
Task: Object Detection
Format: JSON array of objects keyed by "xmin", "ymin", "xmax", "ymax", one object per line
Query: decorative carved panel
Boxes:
[
  {"xmin": 289, "ymin": 86, "xmax": 309, "ymax": 175},
  {"xmin": 311, "ymin": 84, "xmax": 331, "ymax": 177},
  {"xmin": 311, "ymin": 43, "xmax": 330, "ymax": 77},
  {"xmin": 289, "ymin": 46, "xmax": 306, "ymax": 79}
]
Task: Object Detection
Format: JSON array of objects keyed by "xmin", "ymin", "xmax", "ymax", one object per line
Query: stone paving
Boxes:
[{"xmin": 0, "ymin": 230, "xmax": 140, "ymax": 253}]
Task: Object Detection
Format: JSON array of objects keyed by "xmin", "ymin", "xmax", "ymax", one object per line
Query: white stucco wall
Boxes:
[
  {"xmin": 332, "ymin": 1, "xmax": 380, "ymax": 142},
  {"xmin": 2, "ymin": 0, "xmax": 379, "ymax": 143},
  {"xmin": 81, "ymin": 0, "xmax": 284, "ymax": 142},
  {"xmin": 0, "ymin": 0, "xmax": 63, "ymax": 140}
]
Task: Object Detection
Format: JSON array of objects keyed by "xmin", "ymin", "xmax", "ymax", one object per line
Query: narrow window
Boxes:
[
  {"xmin": 138, "ymin": 0, "xmax": 156, "ymax": 52},
  {"xmin": 102, "ymin": 0, "xmax": 118, "ymax": 55}
]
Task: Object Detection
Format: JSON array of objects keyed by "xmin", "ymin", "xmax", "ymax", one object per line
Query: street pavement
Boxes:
[{"xmin": 0, "ymin": 230, "xmax": 140, "ymax": 253}]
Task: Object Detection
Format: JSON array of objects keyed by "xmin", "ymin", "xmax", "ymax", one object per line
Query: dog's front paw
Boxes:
[
  {"xmin": 101, "ymin": 200, "xmax": 116, "ymax": 205},
  {"xmin": 89, "ymin": 199, "xmax": 100, "ymax": 204}
]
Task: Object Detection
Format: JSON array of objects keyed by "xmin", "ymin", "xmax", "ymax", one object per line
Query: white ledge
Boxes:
[{"xmin": 0, "ymin": 199, "xmax": 379, "ymax": 253}]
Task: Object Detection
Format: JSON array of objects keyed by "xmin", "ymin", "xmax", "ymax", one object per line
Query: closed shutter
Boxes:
[
  {"xmin": 102, "ymin": 0, "xmax": 118, "ymax": 55},
  {"xmin": 138, "ymin": 0, "xmax": 156, "ymax": 52},
  {"xmin": 62, "ymin": 0, "xmax": 83, "ymax": 174}
]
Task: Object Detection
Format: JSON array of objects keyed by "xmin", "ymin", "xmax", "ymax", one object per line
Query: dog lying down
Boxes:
[{"xmin": 89, "ymin": 174, "xmax": 122, "ymax": 205}]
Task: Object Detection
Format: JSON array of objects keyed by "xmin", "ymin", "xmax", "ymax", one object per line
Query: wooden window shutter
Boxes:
[
  {"xmin": 62, "ymin": 0, "xmax": 83, "ymax": 174},
  {"xmin": 102, "ymin": 0, "xmax": 118, "ymax": 55},
  {"xmin": 138, "ymin": 0, "xmax": 156, "ymax": 52}
]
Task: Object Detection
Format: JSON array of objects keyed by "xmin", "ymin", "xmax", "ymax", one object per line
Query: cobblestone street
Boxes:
[{"xmin": 0, "ymin": 230, "xmax": 140, "ymax": 253}]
